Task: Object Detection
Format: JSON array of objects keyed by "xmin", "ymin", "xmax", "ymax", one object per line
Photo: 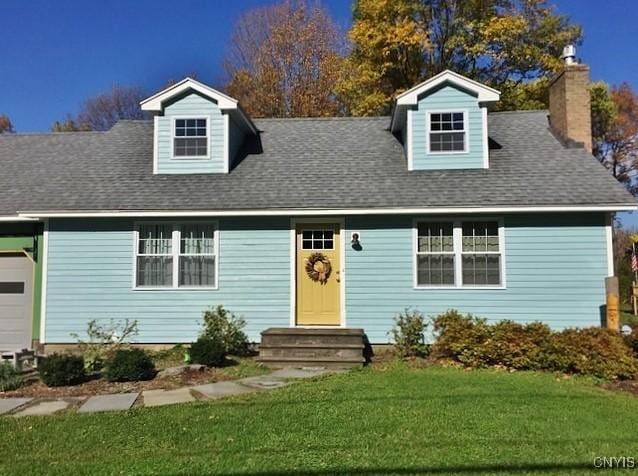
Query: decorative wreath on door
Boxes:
[{"xmin": 305, "ymin": 252, "xmax": 332, "ymax": 284}]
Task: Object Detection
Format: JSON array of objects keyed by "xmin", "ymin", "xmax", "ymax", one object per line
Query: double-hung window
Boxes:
[
  {"xmin": 173, "ymin": 118, "xmax": 208, "ymax": 158},
  {"xmin": 415, "ymin": 220, "xmax": 503, "ymax": 288},
  {"xmin": 428, "ymin": 111, "xmax": 466, "ymax": 153},
  {"xmin": 135, "ymin": 223, "xmax": 217, "ymax": 289}
]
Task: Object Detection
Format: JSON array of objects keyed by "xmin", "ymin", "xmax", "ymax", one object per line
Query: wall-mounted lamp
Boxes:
[{"xmin": 351, "ymin": 231, "xmax": 362, "ymax": 251}]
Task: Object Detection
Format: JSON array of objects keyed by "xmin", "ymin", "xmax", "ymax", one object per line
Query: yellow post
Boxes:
[{"xmin": 605, "ymin": 276, "xmax": 620, "ymax": 331}]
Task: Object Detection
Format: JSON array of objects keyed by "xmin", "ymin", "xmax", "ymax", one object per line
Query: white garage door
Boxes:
[{"xmin": 0, "ymin": 254, "xmax": 33, "ymax": 352}]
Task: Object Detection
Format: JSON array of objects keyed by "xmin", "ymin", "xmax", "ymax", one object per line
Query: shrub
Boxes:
[
  {"xmin": 543, "ymin": 328, "xmax": 638, "ymax": 380},
  {"xmin": 389, "ymin": 308, "xmax": 429, "ymax": 358},
  {"xmin": 39, "ymin": 353, "xmax": 86, "ymax": 387},
  {"xmin": 0, "ymin": 362, "xmax": 23, "ymax": 392},
  {"xmin": 431, "ymin": 309, "xmax": 638, "ymax": 379},
  {"xmin": 625, "ymin": 328, "xmax": 638, "ymax": 358},
  {"xmin": 104, "ymin": 348, "xmax": 156, "ymax": 382},
  {"xmin": 201, "ymin": 306, "xmax": 249, "ymax": 355},
  {"xmin": 189, "ymin": 336, "xmax": 226, "ymax": 367},
  {"xmin": 70, "ymin": 318, "xmax": 139, "ymax": 371}
]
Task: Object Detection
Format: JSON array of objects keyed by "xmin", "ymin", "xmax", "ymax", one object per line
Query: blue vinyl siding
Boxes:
[
  {"xmin": 344, "ymin": 213, "xmax": 608, "ymax": 342},
  {"xmin": 44, "ymin": 218, "xmax": 290, "ymax": 343},
  {"xmin": 411, "ymin": 83, "xmax": 485, "ymax": 170},
  {"xmin": 156, "ymin": 93, "xmax": 226, "ymax": 174},
  {"xmin": 44, "ymin": 214, "xmax": 609, "ymax": 344}
]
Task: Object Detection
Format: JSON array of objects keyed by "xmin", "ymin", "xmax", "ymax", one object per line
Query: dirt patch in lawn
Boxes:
[
  {"xmin": 603, "ymin": 380, "xmax": 638, "ymax": 397},
  {"xmin": 0, "ymin": 367, "xmax": 235, "ymax": 399}
]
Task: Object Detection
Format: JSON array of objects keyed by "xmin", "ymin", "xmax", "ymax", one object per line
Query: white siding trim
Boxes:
[
  {"xmin": 39, "ymin": 219, "xmax": 49, "ymax": 343},
  {"xmin": 481, "ymin": 107, "xmax": 489, "ymax": 169},
  {"xmin": 406, "ymin": 109, "xmax": 413, "ymax": 171},
  {"xmin": 606, "ymin": 213, "xmax": 614, "ymax": 277},
  {"xmin": 289, "ymin": 217, "xmax": 346, "ymax": 328},
  {"xmin": 223, "ymin": 114, "xmax": 230, "ymax": 174},
  {"xmin": 20, "ymin": 205, "xmax": 637, "ymax": 219},
  {"xmin": 152, "ymin": 115, "xmax": 159, "ymax": 174}
]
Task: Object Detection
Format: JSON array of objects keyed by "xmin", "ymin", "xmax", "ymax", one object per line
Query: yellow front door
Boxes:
[{"xmin": 296, "ymin": 224, "xmax": 341, "ymax": 326}]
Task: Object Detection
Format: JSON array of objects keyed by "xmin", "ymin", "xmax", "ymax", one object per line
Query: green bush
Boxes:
[
  {"xmin": 71, "ymin": 318, "xmax": 139, "ymax": 371},
  {"xmin": 431, "ymin": 310, "xmax": 638, "ymax": 379},
  {"xmin": 0, "ymin": 362, "xmax": 23, "ymax": 392},
  {"xmin": 201, "ymin": 306, "xmax": 249, "ymax": 355},
  {"xmin": 104, "ymin": 348, "xmax": 156, "ymax": 382},
  {"xmin": 189, "ymin": 336, "xmax": 226, "ymax": 367},
  {"xmin": 39, "ymin": 353, "xmax": 86, "ymax": 387},
  {"xmin": 543, "ymin": 328, "xmax": 638, "ymax": 380},
  {"xmin": 625, "ymin": 328, "xmax": 638, "ymax": 358},
  {"xmin": 389, "ymin": 308, "xmax": 429, "ymax": 358}
]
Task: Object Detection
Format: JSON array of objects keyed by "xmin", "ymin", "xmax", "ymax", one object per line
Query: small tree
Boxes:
[
  {"xmin": 389, "ymin": 308, "xmax": 429, "ymax": 358},
  {"xmin": 201, "ymin": 306, "xmax": 249, "ymax": 355},
  {"xmin": 71, "ymin": 319, "xmax": 139, "ymax": 371}
]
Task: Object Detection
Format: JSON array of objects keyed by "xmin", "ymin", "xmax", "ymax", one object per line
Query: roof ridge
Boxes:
[{"xmin": 254, "ymin": 116, "xmax": 390, "ymax": 122}]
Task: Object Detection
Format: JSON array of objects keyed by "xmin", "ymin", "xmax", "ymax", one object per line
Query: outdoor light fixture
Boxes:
[{"xmin": 351, "ymin": 232, "xmax": 362, "ymax": 251}]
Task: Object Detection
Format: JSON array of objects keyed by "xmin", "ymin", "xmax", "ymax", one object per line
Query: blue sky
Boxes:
[{"xmin": 2, "ymin": 0, "xmax": 637, "ymax": 222}]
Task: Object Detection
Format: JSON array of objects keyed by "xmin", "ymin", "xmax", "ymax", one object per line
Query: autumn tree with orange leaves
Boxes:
[
  {"xmin": 591, "ymin": 81, "xmax": 638, "ymax": 192},
  {"xmin": 223, "ymin": 0, "xmax": 346, "ymax": 118},
  {"xmin": 0, "ymin": 115, "xmax": 14, "ymax": 133}
]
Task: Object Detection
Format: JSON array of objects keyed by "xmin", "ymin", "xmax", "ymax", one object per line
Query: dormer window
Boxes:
[
  {"xmin": 173, "ymin": 118, "xmax": 209, "ymax": 158},
  {"xmin": 428, "ymin": 111, "xmax": 467, "ymax": 153}
]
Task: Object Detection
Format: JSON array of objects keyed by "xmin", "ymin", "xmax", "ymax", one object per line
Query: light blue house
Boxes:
[{"xmin": 0, "ymin": 63, "xmax": 635, "ymax": 365}]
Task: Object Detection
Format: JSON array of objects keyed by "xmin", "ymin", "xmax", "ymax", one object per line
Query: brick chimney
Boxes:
[{"xmin": 548, "ymin": 45, "xmax": 592, "ymax": 153}]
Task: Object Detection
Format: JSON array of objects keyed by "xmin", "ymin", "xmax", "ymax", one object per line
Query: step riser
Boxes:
[
  {"xmin": 262, "ymin": 335, "xmax": 364, "ymax": 346},
  {"xmin": 259, "ymin": 360, "xmax": 363, "ymax": 370},
  {"xmin": 259, "ymin": 347, "xmax": 363, "ymax": 359}
]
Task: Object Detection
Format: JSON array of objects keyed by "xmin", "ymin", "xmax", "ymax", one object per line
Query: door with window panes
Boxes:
[{"xmin": 296, "ymin": 224, "xmax": 340, "ymax": 325}]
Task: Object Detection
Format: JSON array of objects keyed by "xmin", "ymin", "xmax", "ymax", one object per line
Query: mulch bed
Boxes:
[
  {"xmin": 603, "ymin": 380, "xmax": 638, "ymax": 397},
  {"xmin": 1, "ymin": 367, "xmax": 234, "ymax": 399}
]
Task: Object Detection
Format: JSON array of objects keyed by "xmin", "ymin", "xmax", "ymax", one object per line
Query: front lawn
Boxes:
[{"xmin": 2, "ymin": 363, "xmax": 637, "ymax": 475}]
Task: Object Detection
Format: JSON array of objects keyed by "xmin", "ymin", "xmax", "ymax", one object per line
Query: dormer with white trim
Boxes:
[
  {"xmin": 390, "ymin": 70, "xmax": 500, "ymax": 171},
  {"xmin": 141, "ymin": 78, "xmax": 257, "ymax": 174}
]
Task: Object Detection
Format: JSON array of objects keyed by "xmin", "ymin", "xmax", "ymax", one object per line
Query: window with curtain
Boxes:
[
  {"xmin": 136, "ymin": 224, "xmax": 173, "ymax": 287},
  {"xmin": 179, "ymin": 224, "xmax": 216, "ymax": 287},
  {"xmin": 415, "ymin": 220, "xmax": 503, "ymax": 288},
  {"xmin": 135, "ymin": 223, "xmax": 217, "ymax": 288},
  {"xmin": 416, "ymin": 222, "xmax": 455, "ymax": 286},
  {"xmin": 461, "ymin": 222, "xmax": 501, "ymax": 286}
]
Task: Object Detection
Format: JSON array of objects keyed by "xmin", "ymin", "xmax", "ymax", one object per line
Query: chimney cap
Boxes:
[{"xmin": 561, "ymin": 44, "xmax": 577, "ymax": 66}]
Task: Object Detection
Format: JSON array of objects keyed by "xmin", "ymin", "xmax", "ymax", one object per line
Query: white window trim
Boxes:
[
  {"xmin": 170, "ymin": 116, "xmax": 211, "ymax": 160},
  {"xmin": 413, "ymin": 217, "xmax": 506, "ymax": 290},
  {"xmin": 132, "ymin": 221, "xmax": 219, "ymax": 291},
  {"xmin": 426, "ymin": 109, "xmax": 469, "ymax": 155}
]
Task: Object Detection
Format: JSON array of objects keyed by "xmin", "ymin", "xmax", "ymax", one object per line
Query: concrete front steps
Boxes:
[{"xmin": 256, "ymin": 327, "xmax": 367, "ymax": 369}]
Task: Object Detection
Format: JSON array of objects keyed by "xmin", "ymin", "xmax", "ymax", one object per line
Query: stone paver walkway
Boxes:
[
  {"xmin": 13, "ymin": 399, "xmax": 75, "ymax": 417},
  {"xmin": 0, "ymin": 398, "xmax": 32, "ymax": 415},
  {"xmin": 78, "ymin": 393, "xmax": 139, "ymax": 414},
  {"xmin": 142, "ymin": 387, "xmax": 196, "ymax": 407},
  {"xmin": 2, "ymin": 367, "xmax": 340, "ymax": 417}
]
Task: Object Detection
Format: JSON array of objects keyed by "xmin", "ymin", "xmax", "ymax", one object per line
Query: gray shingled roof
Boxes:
[{"xmin": 0, "ymin": 111, "xmax": 634, "ymax": 216}]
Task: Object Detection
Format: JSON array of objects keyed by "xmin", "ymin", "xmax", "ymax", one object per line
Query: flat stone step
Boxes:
[
  {"xmin": 78, "ymin": 393, "xmax": 139, "ymax": 414},
  {"xmin": 13, "ymin": 399, "xmax": 76, "ymax": 417},
  {"xmin": 142, "ymin": 388, "xmax": 195, "ymax": 407},
  {"xmin": 262, "ymin": 327, "xmax": 365, "ymax": 336},
  {"xmin": 257, "ymin": 356, "xmax": 365, "ymax": 369},
  {"xmin": 192, "ymin": 381, "xmax": 258, "ymax": 399},
  {"xmin": 259, "ymin": 343, "xmax": 364, "ymax": 349}
]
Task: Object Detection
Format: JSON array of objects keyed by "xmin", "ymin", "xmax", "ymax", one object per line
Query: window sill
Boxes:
[
  {"xmin": 425, "ymin": 150, "xmax": 469, "ymax": 155},
  {"xmin": 170, "ymin": 156, "xmax": 212, "ymax": 161},
  {"xmin": 413, "ymin": 285, "xmax": 506, "ymax": 290},
  {"xmin": 132, "ymin": 286, "xmax": 219, "ymax": 291}
]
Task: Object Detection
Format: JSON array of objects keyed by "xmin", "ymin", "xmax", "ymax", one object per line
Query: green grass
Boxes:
[{"xmin": 2, "ymin": 363, "xmax": 637, "ymax": 475}]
